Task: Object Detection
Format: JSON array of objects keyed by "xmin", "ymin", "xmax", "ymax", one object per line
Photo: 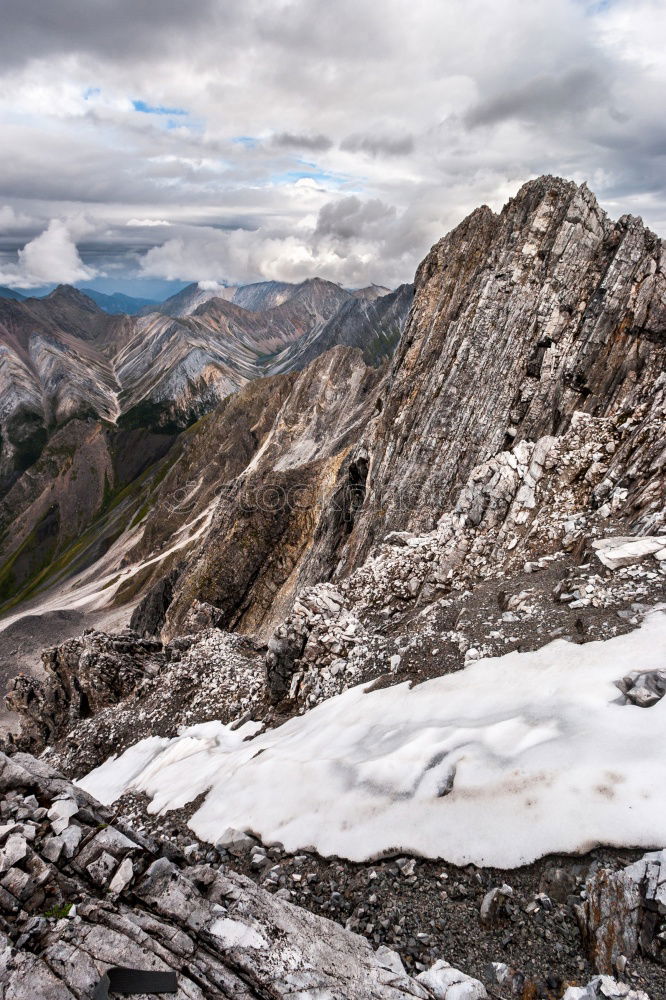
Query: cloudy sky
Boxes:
[{"xmin": 0, "ymin": 0, "xmax": 665, "ymax": 296}]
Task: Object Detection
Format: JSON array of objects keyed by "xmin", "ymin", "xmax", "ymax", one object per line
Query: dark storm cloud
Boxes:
[
  {"xmin": 315, "ymin": 196, "xmax": 397, "ymax": 241},
  {"xmin": 272, "ymin": 132, "xmax": 334, "ymax": 151},
  {"xmin": 340, "ymin": 133, "xmax": 415, "ymax": 157},
  {"xmin": 465, "ymin": 67, "xmax": 610, "ymax": 128},
  {"xmin": 0, "ymin": 0, "xmax": 218, "ymax": 67}
]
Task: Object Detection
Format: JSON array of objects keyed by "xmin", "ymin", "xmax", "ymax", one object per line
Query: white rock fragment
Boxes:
[
  {"xmin": 375, "ymin": 944, "xmax": 407, "ymax": 975},
  {"xmin": 0, "ymin": 822, "xmax": 16, "ymax": 842},
  {"xmin": 562, "ymin": 975, "xmax": 649, "ymax": 1000},
  {"xmin": 0, "ymin": 832, "xmax": 28, "ymax": 872},
  {"xmin": 216, "ymin": 827, "xmax": 256, "ymax": 856},
  {"xmin": 417, "ymin": 960, "xmax": 487, "ymax": 1000},
  {"xmin": 86, "ymin": 850, "xmax": 117, "ymax": 887},
  {"xmin": 47, "ymin": 797, "xmax": 78, "ymax": 835},
  {"xmin": 592, "ymin": 536, "xmax": 666, "ymax": 570},
  {"xmin": 480, "ymin": 884, "xmax": 513, "ymax": 923},
  {"xmin": 59, "ymin": 824, "xmax": 83, "ymax": 858},
  {"xmin": 108, "ymin": 856, "xmax": 134, "ymax": 894},
  {"xmin": 42, "ymin": 836, "xmax": 64, "ymax": 864}
]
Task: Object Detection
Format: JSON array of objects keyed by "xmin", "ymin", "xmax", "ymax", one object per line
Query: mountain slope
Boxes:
[
  {"xmin": 146, "ymin": 176, "xmax": 665, "ymax": 642},
  {"xmin": 0, "ymin": 279, "xmax": 406, "ymax": 623},
  {"xmin": 153, "ymin": 276, "xmax": 351, "ymax": 318},
  {"xmin": 0, "ymin": 278, "xmax": 405, "ymax": 477},
  {"xmin": 0, "ymin": 285, "xmax": 25, "ymax": 301},
  {"xmin": 3, "ymin": 177, "xmax": 664, "ymax": 642},
  {"xmin": 82, "ymin": 288, "xmax": 159, "ymax": 314},
  {"xmin": 148, "ymin": 281, "xmax": 235, "ymax": 317},
  {"xmin": 0, "ymin": 292, "xmax": 121, "ymax": 491},
  {"xmin": 269, "ymin": 282, "xmax": 413, "ymax": 372}
]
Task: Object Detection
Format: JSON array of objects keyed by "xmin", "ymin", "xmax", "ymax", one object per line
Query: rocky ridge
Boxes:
[{"xmin": 0, "ymin": 750, "xmax": 494, "ymax": 999}]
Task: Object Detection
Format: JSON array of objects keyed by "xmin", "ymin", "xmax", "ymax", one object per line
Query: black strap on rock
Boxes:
[{"xmin": 93, "ymin": 967, "xmax": 178, "ymax": 998}]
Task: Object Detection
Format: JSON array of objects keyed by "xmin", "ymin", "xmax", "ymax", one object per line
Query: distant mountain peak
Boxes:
[
  {"xmin": 43, "ymin": 284, "xmax": 102, "ymax": 311},
  {"xmin": 0, "ymin": 285, "xmax": 26, "ymax": 302}
]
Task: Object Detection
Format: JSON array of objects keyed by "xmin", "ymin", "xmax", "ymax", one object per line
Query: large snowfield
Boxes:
[{"xmin": 79, "ymin": 610, "xmax": 666, "ymax": 867}]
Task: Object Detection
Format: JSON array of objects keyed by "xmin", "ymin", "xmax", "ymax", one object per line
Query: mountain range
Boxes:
[{"xmin": 0, "ymin": 275, "xmax": 412, "ymax": 618}]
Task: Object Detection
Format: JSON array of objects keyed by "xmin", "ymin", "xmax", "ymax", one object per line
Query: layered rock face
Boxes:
[
  {"xmin": 164, "ymin": 345, "xmax": 384, "ymax": 638},
  {"xmin": 143, "ymin": 177, "xmax": 665, "ymax": 642},
  {"xmin": 341, "ymin": 176, "xmax": 665, "ymax": 565}
]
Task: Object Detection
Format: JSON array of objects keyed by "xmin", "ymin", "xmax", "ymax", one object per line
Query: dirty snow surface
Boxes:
[{"xmin": 79, "ymin": 610, "xmax": 666, "ymax": 867}]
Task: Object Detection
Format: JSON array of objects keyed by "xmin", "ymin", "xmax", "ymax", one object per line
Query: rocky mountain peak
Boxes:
[
  {"xmin": 42, "ymin": 283, "xmax": 103, "ymax": 311},
  {"xmin": 341, "ymin": 173, "xmax": 664, "ymax": 566}
]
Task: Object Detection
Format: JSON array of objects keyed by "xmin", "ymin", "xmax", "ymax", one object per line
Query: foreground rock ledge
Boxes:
[
  {"xmin": 0, "ymin": 750, "xmax": 474, "ymax": 999},
  {"xmin": 0, "ymin": 752, "xmax": 655, "ymax": 999}
]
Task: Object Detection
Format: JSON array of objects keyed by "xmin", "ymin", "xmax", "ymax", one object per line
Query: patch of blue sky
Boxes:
[
  {"xmin": 268, "ymin": 166, "xmax": 352, "ymax": 189},
  {"xmin": 132, "ymin": 99, "xmax": 188, "ymax": 116},
  {"xmin": 232, "ymin": 136, "xmax": 259, "ymax": 148},
  {"xmin": 578, "ymin": 0, "xmax": 613, "ymax": 15},
  {"xmin": 83, "ymin": 87, "xmax": 101, "ymax": 100}
]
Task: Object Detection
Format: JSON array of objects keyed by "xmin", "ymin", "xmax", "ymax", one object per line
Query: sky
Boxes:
[{"xmin": 0, "ymin": 0, "xmax": 665, "ymax": 295}]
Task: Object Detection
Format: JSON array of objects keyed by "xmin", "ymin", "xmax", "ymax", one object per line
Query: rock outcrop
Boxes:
[
  {"xmin": 340, "ymin": 176, "xmax": 665, "ymax": 569},
  {"xmin": 0, "ymin": 750, "xmax": 482, "ymax": 999},
  {"xmin": 580, "ymin": 852, "xmax": 666, "ymax": 974},
  {"xmin": 5, "ymin": 631, "xmax": 164, "ymax": 753},
  {"xmin": 163, "ymin": 345, "xmax": 384, "ymax": 639}
]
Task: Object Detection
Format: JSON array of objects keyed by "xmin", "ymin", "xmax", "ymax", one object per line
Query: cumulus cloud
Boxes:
[
  {"xmin": 139, "ymin": 228, "xmax": 328, "ymax": 286},
  {"xmin": 0, "ymin": 218, "xmax": 96, "ymax": 288},
  {"xmin": 125, "ymin": 218, "xmax": 172, "ymax": 227},
  {"xmin": 140, "ymin": 194, "xmax": 417, "ymax": 288}
]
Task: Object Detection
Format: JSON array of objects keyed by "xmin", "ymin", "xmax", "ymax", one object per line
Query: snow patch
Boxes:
[
  {"xmin": 79, "ymin": 611, "xmax": 666, "ymax": 867},
  {"xmin": 209, "ymin": 917, "xmax": 268, "ymax": 949}
]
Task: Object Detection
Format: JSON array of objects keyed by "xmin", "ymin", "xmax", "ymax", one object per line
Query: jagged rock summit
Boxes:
[{"xmin": 149, "ymin": 175, "xmax": 665, "ymax": 640}]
